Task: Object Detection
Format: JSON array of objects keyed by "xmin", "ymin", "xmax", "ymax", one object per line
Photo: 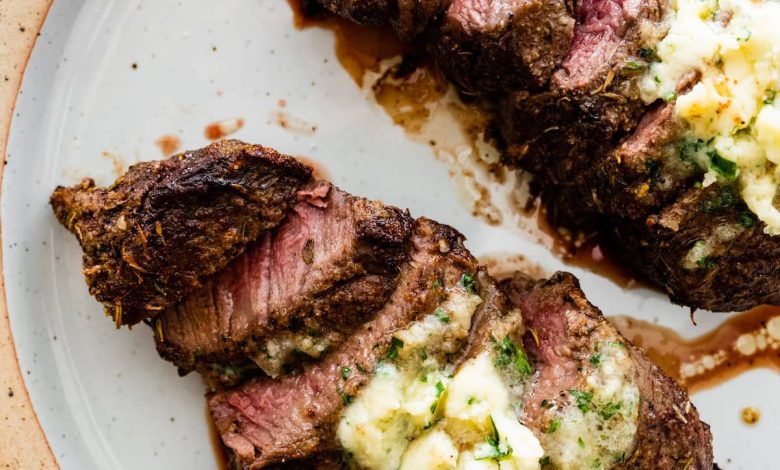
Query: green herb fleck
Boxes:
[
  {"xmin": 700, "ymin": 186, "xmax": 737, "ymax": 213},
  {"xmin": 539, "ymin": 456, "xmax": 551, "ymax": 466},
  {"xmin": 341, "ymin": 392, "xmax": 354, "ymax": 405},
  {"xmin": 737, "ymin": 29, "xmax": 752, "ymax": 42},
  {"xmin": 708, "ymin": 150, "xmax": 737, "ymax": 180},
  {"xmin": 589, "ymin": 353, "xmax": 601, "ymax": 366},
  {"xmin": 541, "ymin": 399, "xmax": 553, "ymax": 409},
  {"xmin": 578, "ymin": 437, "xmax": 586, "ymax": 449},
  {"xmin": 386, "ymin": 337, "xmax": 404, "ymax": 360},
  {"xmin": 569, "ymin": 389, "xmax": 594, "ymax": 413},
  {"xmin": 418, "ymin": 348, "xmax": 428, "ymax": 361},
  {"xmin": 638, "ymin": 47, "xmax": 660, "ymax": 62},
  {"xmin": 600, "ymin": 401, "xmax": 623, "ymax": 420},
  {"xmin": 696, "ymin": 256, "xmax": 718, "ymax": 272},
  {"xmin": 431, "ymin": 278, "xmax": 442, "ymax": 289},
  {"xmin": 460, "ymin": 273, "xmax": 477, "ymax": 293},
  {"xmin": 434, "ymin": 307, "xmax": 450, "ymax": 324},
  {"xmin": 764, "ymin": 90, "xmax": 777, "ymax": 105},
  {"xmin": 468, "ymin": 397, "xmax": 476, "ymax": 405},
  {"xmin": 663, "ymin": 90, "xmax": 678, "ymax": 102},
  {"xmin": 738, "ymin": 210, "xmax": 757, "ymax": 228},
  {"xmin": 476, "ymin": 417, "xmax": 513, "ymax": 461},
  {"xmin": 430, "ymin": 381, "xmax": 446, "ymax": 414},
  {"xmin": 546, "ymin": 418, "xmax": 560, "ymax": 434},
  {"xmin": 607, "ymin": 340, "xmax": 625, "ymax": 348},
  {"xmin": 679, "ymin": 138, "xmax": 705, "ymax": 162},
  {"xmin": 493, "ymin": 336, "xmax": 533, "ymax": 376},
  {"xmin": 621, "ymin": 60, "xmax": 646, "ymax": 75},
  {"xmin": 341, "ymin": 367, "xmax": 351, "ymax": 380}
]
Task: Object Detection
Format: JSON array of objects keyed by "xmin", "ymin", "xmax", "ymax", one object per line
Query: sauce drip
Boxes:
[
  {"xmin": 295, "ymin": 155, "xmax": 331, "ymax": 180},
  {"xmin": 531, "ymin": 203, "xmax": 643, "ymax": 289},
  {"xmin": 288, "ymin": 0, "xmax": 408, "ymax": 86},
  {"xmin": 207, "ymin": 404, "xmax": 230, "ymax": 470},
  {"xmin": 611, "ymin": 306, "xmax": 780, "ymax": 393}
]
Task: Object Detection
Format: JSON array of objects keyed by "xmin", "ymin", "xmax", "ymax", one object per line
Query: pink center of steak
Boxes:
[
  {"xmin": 449, "ymin": 0, "xmax": 518, "ymax": 31},
  {"xmin": 158, "ymin": 181, "xmax": 411, "ymax": 370},
  {"xmin": 209, "ymin": 219, "xmax": 476, "ymax": 468},
  {"xmin": 555, "ymin": 0, "xmax": 649, "ymax": 89}
]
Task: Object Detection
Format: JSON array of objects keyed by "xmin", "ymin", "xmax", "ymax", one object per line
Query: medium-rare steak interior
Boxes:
[
  {"xmin": 209, "ymin": 263, "xmax": 713, "ymax": 469},
  {"xmin": 51, "ymin": 141, "xmax": 713, "ymax": 469},
  {"xmin": 307, "ymin": 0, "xmax": 780, "ymax": 312},
  {"xmin": 156, "ymin": 180, "xmax": 414, "ymax": 386},
  {"xmin": 50, "ymin": 140, "xmax": 312, "ymax": 325}
]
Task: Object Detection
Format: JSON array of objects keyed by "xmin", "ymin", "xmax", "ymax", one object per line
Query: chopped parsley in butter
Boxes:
[
  {"xmin": 640, "ymin": 0, "xmax": 780, "ymax": 234},
  {"xmin": 336, "ymin": 283, "xmax": 544, "ymax": 470}
]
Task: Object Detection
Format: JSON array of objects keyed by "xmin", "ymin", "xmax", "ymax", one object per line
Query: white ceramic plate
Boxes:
[{"xmin": 4, "ymin": 0, "xmax": 777, "ymax": 468}]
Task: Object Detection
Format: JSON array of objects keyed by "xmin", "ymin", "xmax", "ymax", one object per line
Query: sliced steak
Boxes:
[
  {"xmin": 433, "ymin": 0, "xmax": 575, "ymax": 94},
  {"xmin": 607, "ymin": 185, "xmax": 780, "ymax": 312},
  {"xmin": 208, "ymin": 218, "xmax": 478, "ymax": 468},
  {"xmin": 313, "ymin": 0, "xmax": 450, "ymax": 39},
  {"xmin": 50, "ymin": 140, "xmax": 312, "ymax": 325},
  {"xmin": 156, "ymin": 181, "xmax": 414, "ymax": 386},
  {"xmin": 502, "ymin": 272, "xmax": 713, "ymax": 469}
]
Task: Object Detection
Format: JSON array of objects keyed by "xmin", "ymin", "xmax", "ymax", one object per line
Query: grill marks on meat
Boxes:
[
  {"xmin": 434, "ymin": 0, "xmax": 575, "ymax": 94},
  {"xmin": 157, "ymin": 182, "xmax": 414, "ymax": 385},
  {"xmin": 502, "ymin": 272, "xmax": 714, "ymax": 469},
  {"xmin": 50, "ymin": 140, "xmax": 312, "ymax": 325},
  {"xmin": 208, "ymin": 218, "xmax": 476, "ymax": 468}
]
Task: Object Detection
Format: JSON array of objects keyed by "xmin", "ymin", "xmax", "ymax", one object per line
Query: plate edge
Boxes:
[{"xmin": 0, "ymin": 0, "xmax": 58, "ymax": 468}]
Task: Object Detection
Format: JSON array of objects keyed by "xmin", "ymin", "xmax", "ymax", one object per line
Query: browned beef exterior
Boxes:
[
  {"xmin": 208, "ymin": 218, "xmax": 477, "ymax": 468},
  {"xmin": 433, "ymin": 0, "xmax": 575, "ymax": 94},
  {"xmin": 50, "ymin": 140, "xmax": 312, "ymax": 325},
  {"xmin": 607, "ymin": 186, "xmax": 780, "ymax": 311},
  {"xmin": 501, "ymin": 272, "xmax": 713, "ymax": 469},
  {"xmin": 314, "ymin": 0, "xmax": 450, "ymax": 39},
  {"xmin": 156, "ymin": 182, "xmax": 414, "ymax": 386}
]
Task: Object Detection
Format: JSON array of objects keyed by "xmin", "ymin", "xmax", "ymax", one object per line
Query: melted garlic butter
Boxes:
[
  {"xmin": 640, "ymin": 0, "xmax": 780, "ymax": 234},
  {"xmin": 336, "ymin": 285, "xmax": 544, "ymax": 470},
  {"xmin": 542, "ymin": 341, "xmax": 640, "ymax": 469}
]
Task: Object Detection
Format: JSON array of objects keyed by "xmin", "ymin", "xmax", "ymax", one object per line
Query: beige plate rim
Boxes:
[{"xmin": 0, "ymin": 0, "xmax": 58, "ymax": 468}]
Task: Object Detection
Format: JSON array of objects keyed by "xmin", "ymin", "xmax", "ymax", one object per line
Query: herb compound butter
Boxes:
[
  {"xmin": 640, "ymin": 0, "xmax": 780, "ymax": 234},
  {"xmin": 336, "ymin": 278, "xmax": 544, "ymax": 470}
]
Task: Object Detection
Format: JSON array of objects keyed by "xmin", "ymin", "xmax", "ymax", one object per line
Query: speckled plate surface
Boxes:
[{"xmin": 2, "ymin": 0, "xmax": 777, "ymax": 468}]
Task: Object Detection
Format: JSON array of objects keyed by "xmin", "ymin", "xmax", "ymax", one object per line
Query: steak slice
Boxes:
[
  {"xmin": 607, "ymin": 185, "xmax": 780, "ymax": 312},
  {"xmin": 501, "ymin": 272, "xmax": 713, "ymax": 469},
  {"xmin": 313, "ymin": 0, "xmax": 450, "ymax": 39},
  {"xmin": 50, "ymin": 140, "xmax": 312, "ymax": 325},
  {"xmin": 156, "ymin": 181, "xmax": 414, "ymax": 386},
  {"xmin": 208, "ymin": 218, "xmax": 478, "ymax": 468},
  {"xmin": 433, "ymin": 0, "xmax": 575, "ymax": 94}
]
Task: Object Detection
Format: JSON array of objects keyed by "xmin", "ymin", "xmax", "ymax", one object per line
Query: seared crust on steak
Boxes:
[
  {"xmin": 433, "ymin": 0, "xmax": 575, "ymax": 94},
  {"xmin": 50, "ymin": 140, "xmax": 312, "ymax": 325}
]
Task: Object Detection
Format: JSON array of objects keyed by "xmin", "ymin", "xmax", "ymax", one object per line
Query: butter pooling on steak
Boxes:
[
  {"xmin": 206, "ymin": 218, "xmax": 713, "ymax": 470},
  {"xmin": 157, "ymin": 180, "xmax": 414, "ymax": 386},
  {"xmin": 50, "ymin": 140, "xmax": 312, "ymax": 325},
  {"xmin": 503, "ymin": 272, "xmax": 713, "ymax": 469}
]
